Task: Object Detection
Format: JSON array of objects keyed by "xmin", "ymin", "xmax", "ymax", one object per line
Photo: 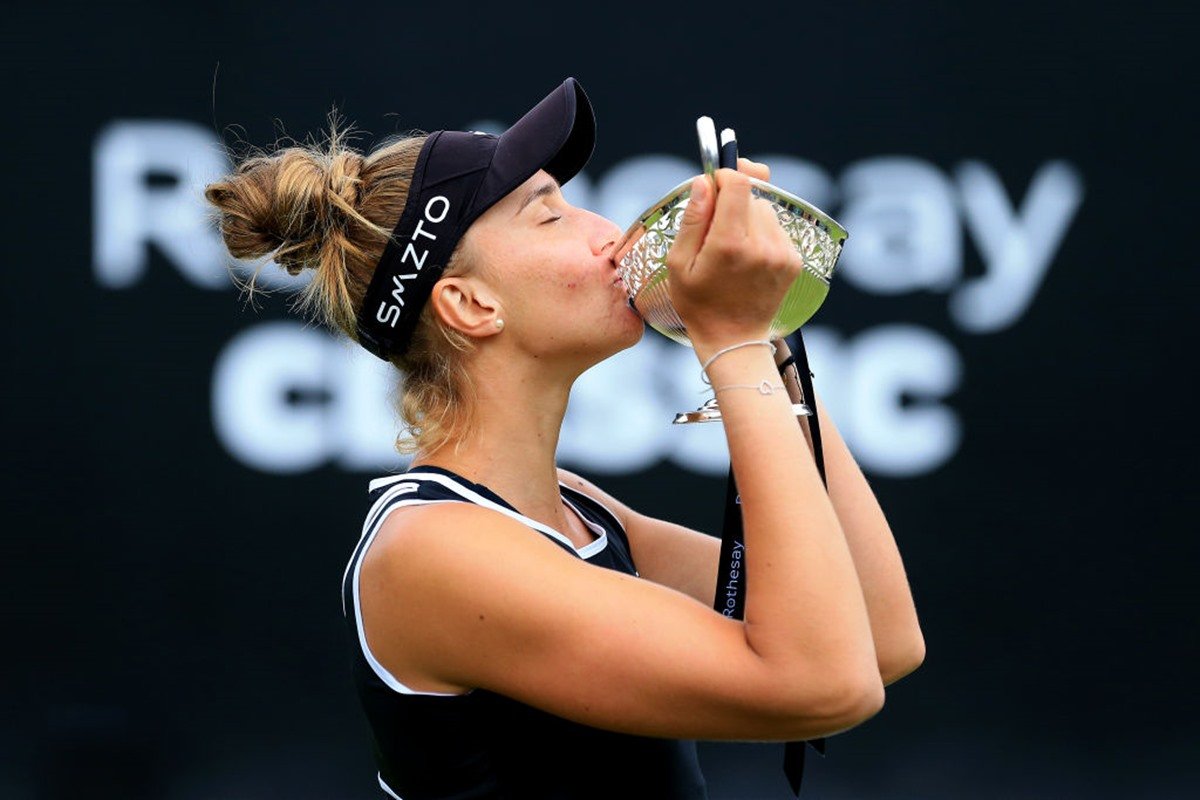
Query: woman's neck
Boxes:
[{"xmin": 413, "ymin": 348, "xmax": 577, "ymax": 533}]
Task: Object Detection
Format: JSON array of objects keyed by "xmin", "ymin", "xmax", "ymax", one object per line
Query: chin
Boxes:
[
  {"xmin": 582, "ymin": 313, "xmax": 644, "ymax": 367},
  {"xmin": 614, "ymin": 310, "xmax": 645, "ymax": 351}
]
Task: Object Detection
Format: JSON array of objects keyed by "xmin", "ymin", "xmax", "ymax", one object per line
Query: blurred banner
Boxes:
[
  {"xmin": 5, "ymin": 2, "xmax": 1195, "ymax": 799},
  {"xmin": 92, "ymin": 118, "xmax": 1083, "ymax": 479}
]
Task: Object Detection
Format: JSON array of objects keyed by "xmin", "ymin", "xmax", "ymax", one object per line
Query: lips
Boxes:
[{"xmin": 612, "ymin": 274, "xmax": 635, "ymax": 307}]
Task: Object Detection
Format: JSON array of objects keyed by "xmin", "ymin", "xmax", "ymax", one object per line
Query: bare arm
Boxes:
[
  {"xmin": 791, "ymin": 378, "xmax": 926, "ymax": 685},
  {"xmin": 668, "ymin": 167, "xmax": 882, "ymax": 701},
  {"xmin": 754, "ymin": 156, "xmax": 924, "ymax": 685},
  {"xmin": 814, "ymin": 390, "xmax": 924, "ymax": 683},
  {"xmin": 561, "ymin": 425, "xmax": 923, "ymax": 689},
  {"xmin": 362, "ymin": 503, "xmax": 876, "ymax": 742}
]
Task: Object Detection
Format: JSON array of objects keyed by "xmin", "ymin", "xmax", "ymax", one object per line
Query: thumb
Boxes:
[{"xmin": 669, "ymin": 176, "xmax": 714, "ymax": 269}]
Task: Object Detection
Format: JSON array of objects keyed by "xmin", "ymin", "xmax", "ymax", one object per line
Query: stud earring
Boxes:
[{"xmin": 494, "ymin": 319, "xmax": 505, "ymax": 329}]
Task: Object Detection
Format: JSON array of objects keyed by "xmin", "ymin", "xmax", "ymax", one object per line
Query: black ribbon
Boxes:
[{"xmin": 711, "ymin": 328, "xmax": 826, "ymax": 796}]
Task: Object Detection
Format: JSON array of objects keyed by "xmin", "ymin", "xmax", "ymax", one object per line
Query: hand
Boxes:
[
  {"xmin": 734, "ymin": 157, "xmax": 771, "ymax": 183},
  {"xmin": 665, "ymin": 158, "xmax": 802, "ymax": 352}
]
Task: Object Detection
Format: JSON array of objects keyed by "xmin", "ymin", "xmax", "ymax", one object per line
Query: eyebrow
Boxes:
[{"xmin": 514, "ymin": 179, "xmax": 561, "ymax": 217}]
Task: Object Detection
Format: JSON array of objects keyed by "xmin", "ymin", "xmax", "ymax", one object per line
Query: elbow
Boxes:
[
  {"xmin": 778, "ymin": 670, "xmax": 885, "ymax": 740},
  {"xmin": 879, "ymin": 631, "xmax": 926, "ymax": 686},
  {"xmin": 837, "ymin": 673, "xmax": 886, "ymax": 728}
]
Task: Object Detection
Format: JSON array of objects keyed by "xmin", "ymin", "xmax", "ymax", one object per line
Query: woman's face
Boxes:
[{"xmin": 455, "ymin": 169, "xmax": 645, "ymax": 364}]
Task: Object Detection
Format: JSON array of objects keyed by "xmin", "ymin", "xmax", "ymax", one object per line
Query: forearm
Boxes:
[
  {"xmin": 804, "ymin": 388, "xmax": 925, "ymax": 684},
  {"xmin": 697, "ymin": 341, "xmax": 881, "ymax": 689}
]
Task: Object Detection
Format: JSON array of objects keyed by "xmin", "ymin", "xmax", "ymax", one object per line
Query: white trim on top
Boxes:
[
  {"xmin": 350, "ymin": 496, "xmax": 474, "ymax": 698},
  {"xmin": 378, "ymin": 773, "xmax": 404, "ymax": 799},
  {"xmin": 381, "ymin": 471, "xmax": 609, "ymax": 560},
  {"xmin": 341, "ymin": 479, "xmax": 428, "ymax": 616},
  {"xmin": 561, "ymin": 484, "xmax": 628, "ymax": 535},
  {"xmin": 375, "ymin": 471, "xmax": 628, "ymax": 537},
  {"xmin": 369, "ymin": 473, "xmax": 414, "ymax": 494},
  {"xmin": 560, "ymin": 495, "xmax": 610, "ymax": 559}
]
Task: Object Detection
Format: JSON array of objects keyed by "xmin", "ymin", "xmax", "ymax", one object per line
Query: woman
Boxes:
[{"xmin": 206, "ymin": 78, "xmax": 924, "ymax": 799}]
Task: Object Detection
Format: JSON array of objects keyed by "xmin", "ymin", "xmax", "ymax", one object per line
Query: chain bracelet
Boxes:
[
  {"xmin": 712, "ymin": 380, "xmax": 787, "ymax": 396},
  {"xmin": 699, "ymin": 340, "xmax": 776, "ymax": 385}
]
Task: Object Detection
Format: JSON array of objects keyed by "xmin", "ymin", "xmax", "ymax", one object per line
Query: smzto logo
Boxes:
[
  {"xmin": 94, "ymin": 120, "xmax": 1083, "ymax": 478},
  {"xmin": 374, "ymin": 194, "xmax": 451, "ymax": 327}
]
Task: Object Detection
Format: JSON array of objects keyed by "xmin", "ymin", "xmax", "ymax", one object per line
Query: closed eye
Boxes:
[{"xmin": 541, "ymin": 215, "xmax": 563, "ymax": 225}]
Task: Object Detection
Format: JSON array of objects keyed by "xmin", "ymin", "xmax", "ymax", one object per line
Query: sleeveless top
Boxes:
[{"xmin": 341, "ymin": 465, "xmax": 709, "ymax": 800}]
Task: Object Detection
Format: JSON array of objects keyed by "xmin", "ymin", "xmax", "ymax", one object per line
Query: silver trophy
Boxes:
[{"xmin": 612, "ymin": 117, "xmax": 849, "ymax": 423}]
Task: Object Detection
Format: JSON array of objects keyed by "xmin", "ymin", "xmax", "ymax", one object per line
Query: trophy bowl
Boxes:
[{"xmin": 612, "ymin": 176, "xmax": 849, "ymax": 347}]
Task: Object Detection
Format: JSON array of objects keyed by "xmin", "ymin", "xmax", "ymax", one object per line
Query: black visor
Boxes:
[{"xmin": 355, "ymin": 77, "xmax": 596, "ymax": 360}]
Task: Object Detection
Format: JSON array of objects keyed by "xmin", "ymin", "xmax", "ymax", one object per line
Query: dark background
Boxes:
[{"xmin": 5, "ymin": 2, "xmax": 1197, "ymax": 798}]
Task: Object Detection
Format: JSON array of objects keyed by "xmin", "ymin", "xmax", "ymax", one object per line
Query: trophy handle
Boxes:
[
  {"xmin": 696, "ymin": 116, "xmax": 719, "ymax": 187},
  {"xmin": 773, "ymin": 336, "xmax": 817, "ymax": 442},
  {"xmin": 672, "ymin": 396, "xmax": 811, "ymax": 425}
]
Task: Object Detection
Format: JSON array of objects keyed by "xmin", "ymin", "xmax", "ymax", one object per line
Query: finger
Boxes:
[
  {"xmin": 749, "ymin": 197, "xmax": 796, "ymax": 259},
  {"xmin": 707, "ymin": 168, "xmax": 752, "ymax": 244},
  {"xmin": 737, "ymin": 157, "xmax": 770, "ymax": 182},
  {"xmin": 747, "ymin": 196, "xmax": 780, "ymax": 242},
  {"xmin": 668, "ymin": 175, "xmax": 715, "ymax": 270}
]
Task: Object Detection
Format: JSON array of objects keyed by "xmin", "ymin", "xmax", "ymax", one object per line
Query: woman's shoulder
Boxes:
[
  {"xmin": 355, "ymin": 500, "xmax": 571, "ymax": 698},
  {"xmin": 372, "ymin": 499, "xmax": 526, "ymax": 551},
  {"xmin": 365, "ymin": 499, "xmax": 574, "ymax": 586}
]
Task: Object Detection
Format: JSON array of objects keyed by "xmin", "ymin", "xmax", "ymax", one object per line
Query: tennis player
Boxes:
[{"xmin": 205, "ymin": 77, "xmax": 924, "ymax": 799}]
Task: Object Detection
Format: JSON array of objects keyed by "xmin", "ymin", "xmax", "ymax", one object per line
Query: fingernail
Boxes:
[{"xmin": 691, "ymin": 176, "xmax": 706, "ymax": 204}]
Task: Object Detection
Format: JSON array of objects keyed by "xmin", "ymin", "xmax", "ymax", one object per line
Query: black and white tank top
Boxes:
[{"xmin": 340, "ymin": 464, "xmax": 709, "ymax": 800}]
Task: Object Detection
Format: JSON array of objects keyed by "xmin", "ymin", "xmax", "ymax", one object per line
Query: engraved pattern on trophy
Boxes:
[{"xmin": 614, "ymin": 179, "xmax": 848, "ymax": 348}]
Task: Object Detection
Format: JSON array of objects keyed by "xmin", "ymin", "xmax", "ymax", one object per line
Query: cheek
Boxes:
[
  {"xmin": 517, "ymin": 246, "xmax": 597, "ymax": 303},
  {"xmin": 555, "ymin": 268, "xmax": 591, "ymax": 293}
]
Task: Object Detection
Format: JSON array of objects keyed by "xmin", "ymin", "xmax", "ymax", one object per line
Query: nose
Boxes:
[{"xmin": 589, "ymin": 214, "xmax": 623, "ymax": 260}]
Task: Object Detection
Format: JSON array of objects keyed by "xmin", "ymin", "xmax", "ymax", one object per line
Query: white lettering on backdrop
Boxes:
[{"xmin": 94, "ymin": 121, "xmax": 1084, "ymax": 478}]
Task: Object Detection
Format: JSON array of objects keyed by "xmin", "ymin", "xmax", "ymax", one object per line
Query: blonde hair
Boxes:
[{"xmin": 204, "ymin": 121, "xmax": 477, "ymax": 456}]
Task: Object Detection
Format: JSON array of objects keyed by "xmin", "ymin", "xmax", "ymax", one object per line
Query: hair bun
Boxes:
[
  {"xmin": 206, "ymin": 122, "xmax": 429, "ymax": 343},
  {"xmin": 327, "ymin": 149, "xmax": 365, "ymax": 213},
  {"xmin": 205, "ymin": 143, "xmax": 367, "ymax": 276}
]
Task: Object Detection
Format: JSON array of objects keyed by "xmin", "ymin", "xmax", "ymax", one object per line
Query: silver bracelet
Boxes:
[
  {"xmin": 713, "ymin": 380, "xmax": 786, "ymax": 396},
  {"xmin": 700, "ymin": 339, "xmax": 776, "ymax": 385}
]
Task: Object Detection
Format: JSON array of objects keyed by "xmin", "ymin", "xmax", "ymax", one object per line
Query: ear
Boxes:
[{"xmin": 429, "ymin": 276, "xmax": 504, "ymax": 341}]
